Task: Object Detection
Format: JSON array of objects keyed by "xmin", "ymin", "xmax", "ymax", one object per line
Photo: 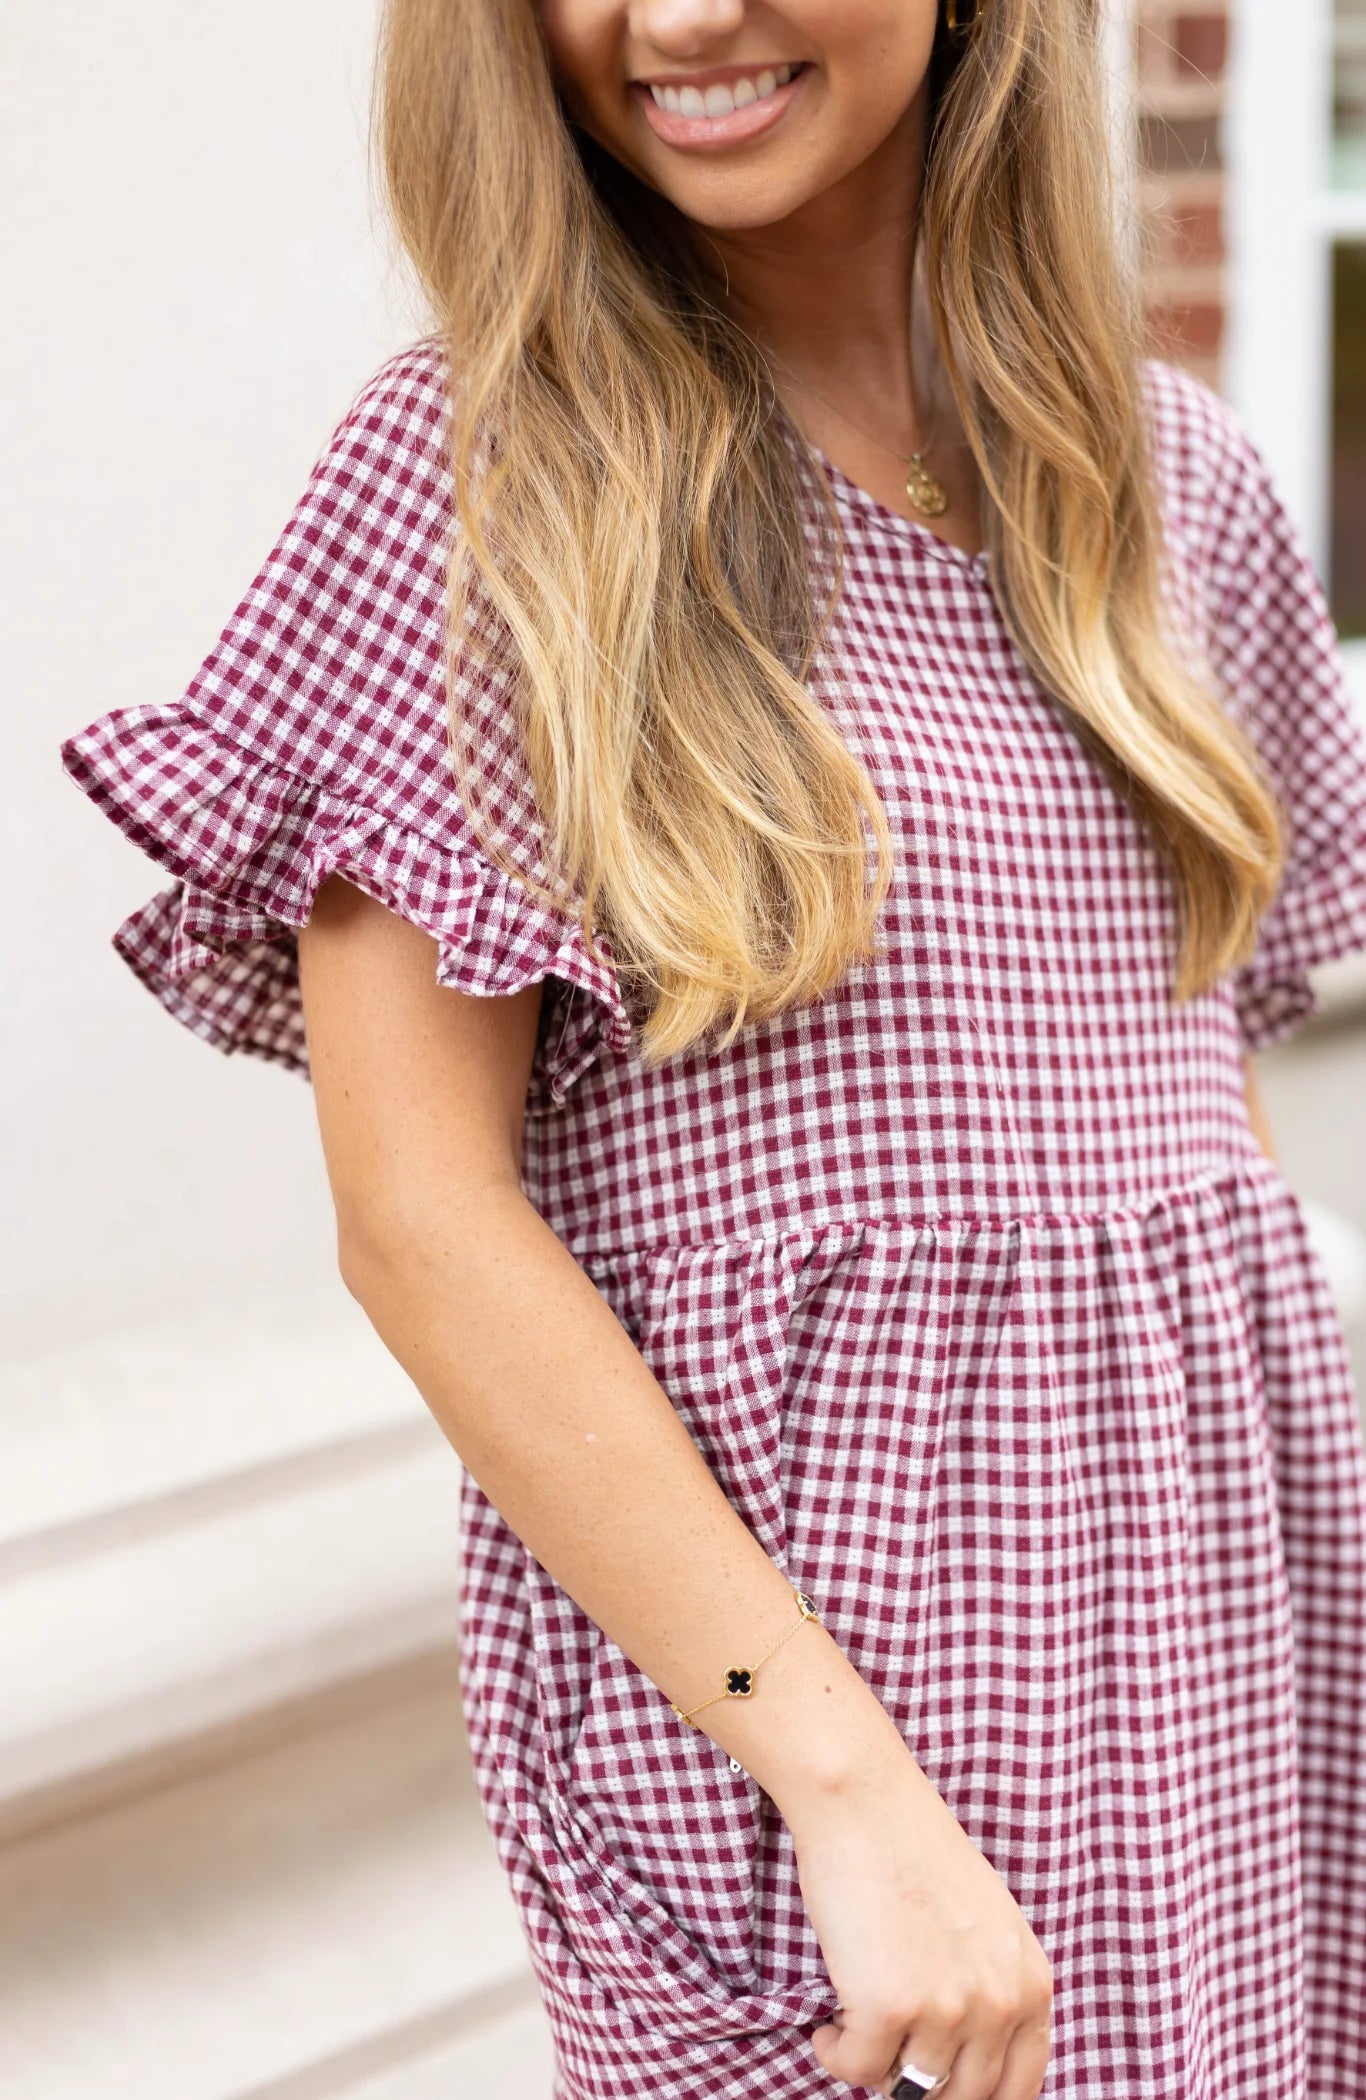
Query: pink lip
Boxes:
[{"xmin": 633, "ymin": 65, "xmax": 810, "ymax": 153}]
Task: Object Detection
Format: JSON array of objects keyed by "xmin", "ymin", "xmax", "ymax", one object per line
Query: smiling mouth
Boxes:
[
  {"xmin": 641, "ymin": 61, "xmax": 805, "ymax": 120},
  {"xmin": 632, "ymin": 60, "xmax": 812, "ymax": 150}
]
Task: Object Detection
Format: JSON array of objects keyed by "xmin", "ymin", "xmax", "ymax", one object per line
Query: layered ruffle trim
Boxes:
[{"xmin": 60, "ymin": 701, "xmax": 635, "ymax": 1113}]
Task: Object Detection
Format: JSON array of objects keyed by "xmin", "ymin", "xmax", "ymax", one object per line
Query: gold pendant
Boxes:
[{"xmin": 905, "ymin": 455, "xmax": 949, "ymax": 517}]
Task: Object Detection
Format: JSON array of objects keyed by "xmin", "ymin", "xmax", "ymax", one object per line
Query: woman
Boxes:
[{"xmin": 60, "ymin": 0, "xmax": 1366, "ymax": 2095}]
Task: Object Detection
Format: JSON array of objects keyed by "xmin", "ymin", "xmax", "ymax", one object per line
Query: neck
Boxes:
[{"xmin": 686, "ymin": 91, "xmax": 935, "ymax": 416}]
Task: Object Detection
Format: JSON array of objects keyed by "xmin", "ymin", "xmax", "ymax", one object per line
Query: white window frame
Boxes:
[{"xmin": 1227, "ymin": 0, "xmax": 1366, "ymax": 717}]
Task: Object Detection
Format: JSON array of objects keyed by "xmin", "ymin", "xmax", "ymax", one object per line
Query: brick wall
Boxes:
[{"xmin": 1134, "ymin": 0, "xmax": 1231, "ymax": 389}]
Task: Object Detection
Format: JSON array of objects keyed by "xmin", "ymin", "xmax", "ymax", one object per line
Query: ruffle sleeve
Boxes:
[
  {"xmin": 59, "ymin": 340, "xmax": 635, "ymax": 1116},
  {"xmin": 1200, "ymin": 388, "xmax": 1366, "ymax": 1053}
]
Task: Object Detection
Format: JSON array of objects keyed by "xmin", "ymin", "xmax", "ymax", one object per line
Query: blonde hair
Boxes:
[{"xmin": 374, "ymin": 0, "xmax": 1284, "ymax": 1069}]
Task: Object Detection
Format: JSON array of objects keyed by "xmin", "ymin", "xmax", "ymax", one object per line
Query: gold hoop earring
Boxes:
[{"xmin": 945, "ymin": 0, "xmax": 982, "ymax": 33}]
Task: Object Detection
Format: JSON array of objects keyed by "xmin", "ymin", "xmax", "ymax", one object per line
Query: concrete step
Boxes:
[
  {"xmin": 0, "ymin": 1681, "xmax": 551, "ymax": 2100},
  {"xmin": 328, "ymin": 2000, "xmax": 558, "ymax": 2100},
  {"xmin": 2, "ymin": 1277, "xmax": 427, "ymax": 1556},
  {"xmin": 0, "ymin": 1277, "xmax": 466, "ymax": 1834},
  {"xmin": 0, "ymin": 1435, "xmax": 463, "ymax": 1832}
]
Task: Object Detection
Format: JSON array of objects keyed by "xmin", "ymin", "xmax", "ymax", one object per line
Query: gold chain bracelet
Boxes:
[{"xmin": 670, "ymin": 1586, "xmax": 821, "ymax": 1728}]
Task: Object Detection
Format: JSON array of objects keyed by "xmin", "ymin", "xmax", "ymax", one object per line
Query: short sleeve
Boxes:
[
  {"xmin": 59, "ymin": 338, "xmax": 634, "ymax": 1116},
  {"xmin": 1199, "ymin": 390, "xmax": 1366, "ymax": 1053}
]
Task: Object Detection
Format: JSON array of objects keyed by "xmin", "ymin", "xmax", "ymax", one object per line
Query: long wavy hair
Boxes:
[{"xmin": 373, "ymin": 0, "xmax": 1285, "ymax": 1068}]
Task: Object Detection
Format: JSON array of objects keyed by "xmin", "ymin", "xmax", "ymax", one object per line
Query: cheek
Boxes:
[
  {"xmin": 795, "ymin": 16, "xmax": 935, "ymax": 185},
  {"xmin": 536, "ymin": 0, "xmax": 620, "ymax": 113},
  {"xmin": 805, "ymin": 0, "xmax": 937, "ymax": 59},
  {"xmin": 537, "ymin": 1, "xmax": 641, "ymax": 161},
  {"xmin": 819, "ymin": 2, "xmax": 938, "ymax": 128}
]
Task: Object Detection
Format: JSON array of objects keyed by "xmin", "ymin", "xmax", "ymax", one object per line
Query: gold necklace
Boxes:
[{"xmin": 759, "ymin": 350, "xmax": 951, "ymax": 518}]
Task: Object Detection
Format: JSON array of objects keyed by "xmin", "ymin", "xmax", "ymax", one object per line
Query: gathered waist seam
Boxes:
[{"xmin": 551, "ymin": 1149, "xmax": 1290, "ymax": 1264}]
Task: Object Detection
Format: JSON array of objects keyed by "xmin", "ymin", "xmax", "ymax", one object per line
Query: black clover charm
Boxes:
[{"xmin": 725, "ymin": 1667, "xmax": 754, "ymax": 1696}]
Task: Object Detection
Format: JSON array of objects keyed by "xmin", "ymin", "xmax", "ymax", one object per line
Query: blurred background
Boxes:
[{"xmin": 3, "ymin": 2, "xmax": 1364, "ymax": 2095}]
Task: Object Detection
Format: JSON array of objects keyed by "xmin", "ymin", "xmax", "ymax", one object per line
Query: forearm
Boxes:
[{"xmin": 340, "ymin": 1182, "xmax": 906, "ymax": 1816}]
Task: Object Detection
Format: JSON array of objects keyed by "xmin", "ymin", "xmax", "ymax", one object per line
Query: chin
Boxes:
[{"xmin": 648, "ymin": 166, "xmax": 829, "ymax": 235}]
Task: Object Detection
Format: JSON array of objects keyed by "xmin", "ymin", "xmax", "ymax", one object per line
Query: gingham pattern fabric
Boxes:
[{"xmin": 60, "ymin": 340, "xmax": 1366, "ymax": 2100}]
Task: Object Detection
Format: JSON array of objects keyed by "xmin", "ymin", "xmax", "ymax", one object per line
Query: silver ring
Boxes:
[{"xmin": 892, "ymin": 2064, "xmax": 951, "ymax": 2100}]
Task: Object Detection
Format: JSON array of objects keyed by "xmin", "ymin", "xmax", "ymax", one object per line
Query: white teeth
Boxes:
[{"xmin": 650, "ymin": 64, "xmax": 800, "ymax": 120}]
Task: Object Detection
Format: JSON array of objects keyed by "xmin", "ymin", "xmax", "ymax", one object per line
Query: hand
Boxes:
[{"xmin": 782, "ymin": 1738, "xmax": 1054, "ymax": 2099}]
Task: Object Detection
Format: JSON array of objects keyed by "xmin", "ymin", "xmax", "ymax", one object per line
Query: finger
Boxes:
[
  {"xmin": 928, "ymin": 2029, "xmax": 1009, "ymax": 2100},
  {"xmin": 984, "ymin": 2013, "xmax": 1052, "ymax": 2100},
  {"xmin": 814, "ymin": 2009, "xmax": 944, "ymax": 2094},
  {"xmin": 877, "ymin": 2028, "xmax": 960, "ymax": 2099}
]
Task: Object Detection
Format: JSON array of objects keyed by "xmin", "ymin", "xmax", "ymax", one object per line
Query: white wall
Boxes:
[{"xmin": 4, "ymin": 2, "xmax": 416, "ymax": 1340}]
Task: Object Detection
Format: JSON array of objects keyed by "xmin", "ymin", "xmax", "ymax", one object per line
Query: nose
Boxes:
[{"xmin": 627, "ymin": 0, "xmax": 746, "ymax": 57}]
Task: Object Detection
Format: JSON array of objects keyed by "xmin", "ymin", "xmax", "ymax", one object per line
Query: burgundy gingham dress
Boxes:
[{"xmin": 61, "ymin": 340, "xmax": 1366, "ymax": 2100}]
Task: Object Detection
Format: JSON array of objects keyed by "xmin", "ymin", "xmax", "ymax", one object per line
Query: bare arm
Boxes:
[
  {"xmin": 295, "ymin": 874, "xmax": 906, "ymax": 1815},
  {"xmin": 1242, "ymin": 1052, "xmax": 1278, "ymax": 1165}
]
